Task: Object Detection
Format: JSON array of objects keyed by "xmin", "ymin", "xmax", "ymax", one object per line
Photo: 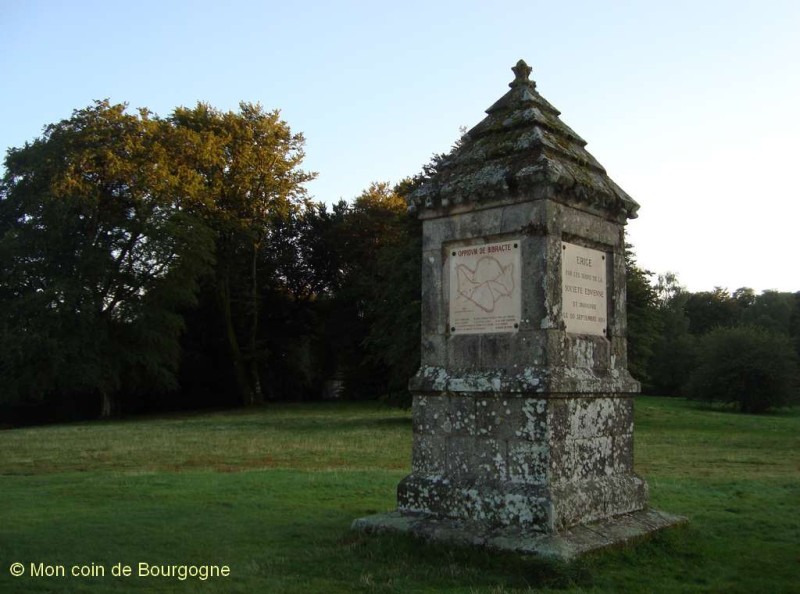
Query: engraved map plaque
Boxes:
[
  {"xmin": 561, "ymin": 242, "xmax": 607, "ymax": 336},
  {"xmin": 449, "ymin": 239, "xmax": 521, "ymax": 334}
]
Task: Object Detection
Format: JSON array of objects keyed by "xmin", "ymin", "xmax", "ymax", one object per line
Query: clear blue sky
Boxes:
[{"xmin": 2, "ymin": 0, "xmax": 799, "ymax": 293}]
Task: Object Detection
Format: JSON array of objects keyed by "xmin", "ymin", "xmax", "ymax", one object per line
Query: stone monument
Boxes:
[{"xmin": 353, "ymin": 59, "xmax": 684, "ymax": 560}]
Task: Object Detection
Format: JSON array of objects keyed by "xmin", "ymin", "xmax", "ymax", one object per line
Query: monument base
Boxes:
[
  {"xmin": 351, "ymin": 508, "xmax": 686, "ymax": 562},
  {"xmin": 397, "ymin": 473, "xmax": 650, "ymax": 532}
]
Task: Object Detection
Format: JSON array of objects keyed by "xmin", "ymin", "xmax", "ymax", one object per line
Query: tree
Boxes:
[
  {"xmin": 0, "ymin": 100, "xmax": 213, "ymax": 416},
  {"xmin": 169, "ymin": 103, "xmax": 315, "ymax": 405},
  {"xmin": 732, "ymin": 287, "xmax": 756, "ymax": 309},
  {"xmin": 359, "ymin": 185, "xmax": 421, "ymax": 404},
  {"xmin": 624, "ymin": 241, "xmax": 660, "ymax": 389},
  {"xmin": 684, "ymin": 287, "xmax": 743, "ymax": 335},
  {"xmin": 686, "ymin": 326, "xmax": 798, "ymax": 413},
  {"xmin": 791, "ymin": 292, "xmax": 800, "ymax": 359},
  {"xmin": 648, "ymin": 273, "xmax": 697, "ymax": 395},
  {"xmin": 741, "ymin": 290, "xmax": 794, "ymax": 335},
  {"xmin": 307, "ymin": 182, "xmax": 420, "ymax": 400}
]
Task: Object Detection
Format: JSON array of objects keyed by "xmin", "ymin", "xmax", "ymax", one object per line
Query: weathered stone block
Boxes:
[
  {"xmin": 354, "ymin": 508, "xmax": 686, "ymax": 561},
  {"xmin": 421, "ymin": 334, "xmax": 446, "ymax": 367},
  {"xmin": 448, "ymin": 335, "xmax": 481, "ymax": 369},
  {"xmin": 472, "ymin": 438, "xmax": 507, "ymax": 482},
  {"xmin": 448, "ymin": 395, "xmax": 477, "ymax": 435},
  {"xmin": 451, "ymin": 208, "xmax": 503, "ymax": 240},
  {"xmin": 422, "ymin": 217, "xmax": 456, "ymax": 252},
  {"xmin": 550, "ymin": 475, "xmax": 649, "ymax": 530},
  {"xmin": 507, "ymin": 440, "xmax": 548, "ymax": 484},
  {"xmin": 612, "ymin": 433, "xmax": 634, "ymax": 474},
  {"xmin": 480, "ymin": 334, "xmax": 513, "ymax": 368},
  {"xmin": 446, "ymin": 436, "xmax": 476, "ymax": 479},
  {"xmin": 518, "ymin": 237, "xmax": 549, "ymax": 325},
  {"xmin": 475, "ymin": 396, "xmax": 522, "ymax": 439},
  {"xmin": 611, "ymin": 398, "xmax": 634, "ymax": 435},
  {"xmin": 511, "ymin": 332, "xmax": 546, "ymax": 366},
  {"xmin": 567, "ymin": 397, "xmax": 620, "ymax": 439},
  {"xmin": 546, "ymin": 399, "xmax": 568, "ymax": 442},
  {"xmin": 397, "ymin": 475, "xmax": 453, "ymax": 516},
  {"xmin": 420, "ymin": 250, "xmax": 443, "ymax": 335},
  {"xmin": 499, "ymin": 201, "xmax": 540, "ymax": 232},
  {"xmin": 455, "ymin": 487, "xmax": 551, "ymax": 528},
  {"xmin": 564, "ymin": 336, "xmax": 609, "ymax": 370},
  {"xmin": 411, "ymin": 434, "xmax": 447, "ymax": 476},
  {"xmin": 568, "ymin": 436, "xmax": 614, "ymax": 480},
  {"xmin": 412, "ymin": 395, "xmax": 449, "ymax": 435},
  {"xmin": 514, "ymin": 398, "xmax": 548, "ymax": 442}
]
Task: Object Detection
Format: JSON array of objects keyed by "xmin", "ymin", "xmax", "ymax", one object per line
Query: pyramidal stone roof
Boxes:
[{"xmin": 409, "ymin": 60, "xmax": 639, "ymax": 220}]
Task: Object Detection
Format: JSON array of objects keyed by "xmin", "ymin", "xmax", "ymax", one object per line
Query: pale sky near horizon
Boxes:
[{"xmin": 2, "ymin": 0, "xmax": 799, "ymax": 293}]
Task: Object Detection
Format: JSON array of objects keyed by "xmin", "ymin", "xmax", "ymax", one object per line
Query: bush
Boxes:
[{"xmin": 686, "ymin": 325, "xmax": 798, "ymax": 413}]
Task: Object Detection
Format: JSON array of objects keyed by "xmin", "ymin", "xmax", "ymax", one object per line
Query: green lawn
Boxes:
[{"xmin": 0, "ymin": 398, "xmax": 798, "ymax": 593}]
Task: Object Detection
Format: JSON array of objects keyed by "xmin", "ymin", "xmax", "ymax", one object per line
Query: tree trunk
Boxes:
[
  {"xmin": 247, "ymin": 240, "xmax": 264, "ymax": 404},
  {"xmin": 100, "ymin": 391, "xmax": 115, "ymax": 418},
  {"xmin": 218, "ymin": 272, "xmax": 255, "ymax": 406}
]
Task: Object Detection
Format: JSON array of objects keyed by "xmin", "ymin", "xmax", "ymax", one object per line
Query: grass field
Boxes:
[{"xmin": 0, "ymin": 397, "xmax": 798, "ymax": 593}]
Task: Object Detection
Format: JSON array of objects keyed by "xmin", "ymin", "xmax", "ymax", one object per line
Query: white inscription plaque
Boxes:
[
  {"xmin": 561, "ymin": 242, "xmax": 608, "ymax": 336},
  {"xmin": 449, "ymin": 239, "xmax": 521, "ymax": 334}
]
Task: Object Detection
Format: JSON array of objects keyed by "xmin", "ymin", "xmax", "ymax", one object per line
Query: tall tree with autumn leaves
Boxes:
[
  {"xmin": 169, "ymin": 103, "xmax": 315, "ymax": 405},
  {"xmin": 0, "ymin": 100, "xmax": 315, "ymax": 415},
  {"xmin": 0, "ymin": 101, "xmax": 214, "ymax": 416}
]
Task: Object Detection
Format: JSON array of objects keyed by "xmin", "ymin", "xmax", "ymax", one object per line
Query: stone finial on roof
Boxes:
[{"xmin": 510, "ymin": 59, "xmax": 535, "ymax": 89}]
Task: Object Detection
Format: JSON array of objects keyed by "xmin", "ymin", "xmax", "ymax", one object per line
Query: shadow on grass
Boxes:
[
  {"xmin": 686, "ymin": 401, "xmax": 800, "ymax": 418},
  {"xmin": 641, "ymin": 395, "xmax": 800, "ymax": 418},
  {"xmin": 329, "ymin": 521, "xmax": 703, "ymax": 592},
  {"xmin": 29, "ymin": 401, "xmax": 413, "ymax": 434},
  {"xmin": 337, "ymin": 531, "xmax": 595, "ymax": 591},
  {"xmin": 170, "ymin": 415, "xmax": 413, "ymax": 433}
]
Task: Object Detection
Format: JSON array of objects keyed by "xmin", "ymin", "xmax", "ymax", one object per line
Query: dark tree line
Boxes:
[
  {"xmin": 2, "ymin": 100, "xmax": 796, "ymax": 424},
  {"xmin": 1, "ymin": 101, "xmax": 422, "ymax": 423},
  {"xmin": 625, "ymin": 252, "xmax": 800, "ymax": 412}
]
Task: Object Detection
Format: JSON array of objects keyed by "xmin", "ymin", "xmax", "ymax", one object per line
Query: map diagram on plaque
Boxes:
[
  {"xmin": 449, "ymin": 239, "xmax": 521, "ymax": 334},
  {"xmin": 456, "ymin": 258, "xmax": 514, "ymax": 312}
]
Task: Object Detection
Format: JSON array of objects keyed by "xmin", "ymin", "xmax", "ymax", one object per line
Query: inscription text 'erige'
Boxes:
[{"xmin": 561, "ymin": 242, "xmax": 607, "ymax": 336}]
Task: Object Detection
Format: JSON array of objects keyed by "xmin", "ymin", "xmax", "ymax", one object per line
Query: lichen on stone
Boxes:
[{"xmin": 408, "ymin": 59, "xmax": 639, "ymax": 221}]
